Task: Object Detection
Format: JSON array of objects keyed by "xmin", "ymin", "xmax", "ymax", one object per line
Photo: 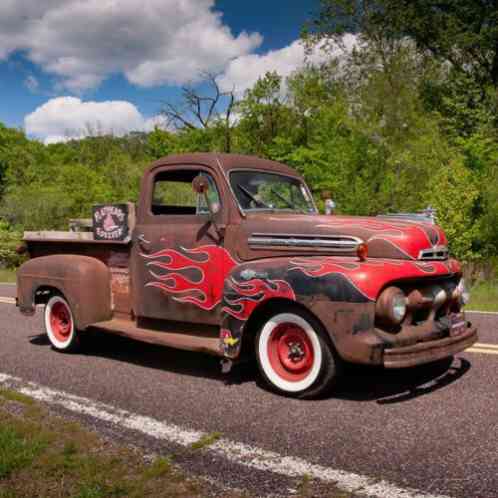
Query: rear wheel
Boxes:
[
  {"xmin": 44, "ymin": 295, "xmax": 80, "ymax": 352},
  {"xmin": 255, "ymin": 309, "xmax": 340, "ymax": 398}
]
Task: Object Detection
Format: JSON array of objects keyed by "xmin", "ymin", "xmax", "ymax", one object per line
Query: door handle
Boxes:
[
  {"xmin": 137, "ymin": 234, "xmax": 150, "ymax": 245},
  {"xmin": 137, "ymin": 234, "xmax": 151, "ymax": 253}
]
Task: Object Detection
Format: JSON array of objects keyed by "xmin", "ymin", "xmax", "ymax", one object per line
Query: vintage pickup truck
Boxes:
[{"xmin": 16, "ymin": 153, "xmax": 477, "ymax": 398}]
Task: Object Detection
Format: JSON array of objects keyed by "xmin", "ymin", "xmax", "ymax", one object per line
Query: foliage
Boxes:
[
  {"xmin": 0, "ymin": 220, "xmax": 24, "ymax": 268},
  {"xmin": 2, "ymin": 164, "xmax": 111, "ymax": 230},
  {"xmin": 425, "ymin": 158, "xmax": 480, "ymax": 261},
  {"xmin": 305, "ymin": 0, "xmax": 498, "ymax": 89}
]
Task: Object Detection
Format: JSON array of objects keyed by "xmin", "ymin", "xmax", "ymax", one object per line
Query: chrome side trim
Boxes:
[
  {"xmin": 378, "ymin": 209, "xmax": 437, "ymax": 225},
  {"xmin": 418, "ymin": 245, "xmax": 449, "ymax": 260},
  {"xmin": 248, "ymin": 233, "xmax": 363, "ymax": 250}
]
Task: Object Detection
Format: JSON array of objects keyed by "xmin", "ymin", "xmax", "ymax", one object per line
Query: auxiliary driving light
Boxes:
[{"xmin": 457, "ymin": 278, "xmax": 470, "ymax": 306}]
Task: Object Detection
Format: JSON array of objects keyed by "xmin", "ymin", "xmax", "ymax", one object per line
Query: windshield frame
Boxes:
[{"xmin": 227, "ymin": 168, "xmax": 318, "ymax": 215}]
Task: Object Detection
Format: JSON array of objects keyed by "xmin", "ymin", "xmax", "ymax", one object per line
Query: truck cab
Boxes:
[{"xmin": 16, "ymin": 153, "xmax": 477, "ymax": 398}]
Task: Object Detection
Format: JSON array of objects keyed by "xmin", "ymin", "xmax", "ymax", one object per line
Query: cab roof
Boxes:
[{"xmin": 146, "ymin": 153, "xmax": 301, "ymax": 179}]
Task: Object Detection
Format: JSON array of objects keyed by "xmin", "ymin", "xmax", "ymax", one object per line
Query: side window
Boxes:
[{"xmin": 151, "ymin": 169, "xmax": 221, "ymax": 216}]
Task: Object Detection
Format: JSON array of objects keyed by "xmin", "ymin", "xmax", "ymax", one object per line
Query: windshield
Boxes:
[{"xmin": 230, "ymin": 170, "xmax": 317, "ymax": 213}]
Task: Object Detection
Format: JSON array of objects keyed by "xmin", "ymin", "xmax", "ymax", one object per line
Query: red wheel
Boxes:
[
  {"xmin": 267, "ymin": 322, "xmax": 314, "ymax": 382},
  {"xmin": 44, "ymin": 295, "xmax": 80, "ymax": 352},
  {"xmin": 256, "ymin": 309, "xmax": 339, "ymax": 398},
  {"xmin": 50, "ymin": 301, "xmax": 72, "ymax": 342}
]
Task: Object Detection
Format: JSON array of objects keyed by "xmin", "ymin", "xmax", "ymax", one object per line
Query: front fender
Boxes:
[
  {"xmin": 219, "ymin": 256, "xmax": 461, "ymax": 362},
  {"xmin": 17, "ymin": 255, "xmax": 111, "ymax": 330},
  {"xmin": 219, "ymin": 257, "xmax": 375, "ymax": 359}
]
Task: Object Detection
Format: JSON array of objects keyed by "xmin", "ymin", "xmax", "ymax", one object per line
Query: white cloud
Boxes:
[
  {"xmin": 143, "ymin": 114, "xmax": 169, "ymax": 132},
  {"xmin": 218, "ymin": 34, "xmax": 358, "ymax": 95},
  {"xmin": 0, "ymin": 0, "xmax": 262, "ymax": 92},
  {"xmin": 25, "ymin": 97, "xmax": 165, "ymax": 144}
]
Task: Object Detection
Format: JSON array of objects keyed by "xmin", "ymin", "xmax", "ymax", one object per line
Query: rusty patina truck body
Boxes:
[{"xmin": 16, "ymin": 153, "xmax": 477, "ymax": 397}]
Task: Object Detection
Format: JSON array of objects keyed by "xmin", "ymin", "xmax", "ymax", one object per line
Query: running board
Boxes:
[{"xmin": 89, "ymin": 318, "xmax": 222, "ymax": 356}]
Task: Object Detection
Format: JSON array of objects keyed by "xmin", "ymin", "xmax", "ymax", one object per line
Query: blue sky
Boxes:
[{"xmin": 0, "ymin": 1, "xmax": 320, "ymax": 142}]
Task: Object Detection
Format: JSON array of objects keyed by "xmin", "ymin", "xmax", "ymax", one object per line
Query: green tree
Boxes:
[
  {"xmin": 306, "ymin": 0, "xmax": 498, "ymax": 89},
  {"xmin": 425, "ymin": 158, "xmax": 480, "ymax": 260},
  {"xmin": 237, "ymin": 71, "xmax": 296, "ymax": 156},
  {"xmin": 1, "ymin": 163, "xmax": 111, "ymax": 230},
  {"xmin": 145, "ymin": 128, "xmax": 177, "ymax": 160}
]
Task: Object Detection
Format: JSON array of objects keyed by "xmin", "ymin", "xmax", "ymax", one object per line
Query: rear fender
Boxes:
[{"xmin": 17, "ymin": 255, "xmax": 111, "ymax": 330}]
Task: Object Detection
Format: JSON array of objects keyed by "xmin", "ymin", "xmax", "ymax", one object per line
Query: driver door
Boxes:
[{"xmin": 131, "ymin": 165, "xmax": 229, "ymax": 325}]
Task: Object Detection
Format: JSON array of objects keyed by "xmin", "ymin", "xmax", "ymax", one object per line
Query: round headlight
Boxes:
[
  {"xmin": 376, "ymin": 286, "xmax": 408, "ymax": 325},
  {"xmin": 392, "ymin": 293, "xmax": 408, "ymax": 322},
  {"xmin": 457, "ymin": 278, "xmax": 470, "ymax": 306}
]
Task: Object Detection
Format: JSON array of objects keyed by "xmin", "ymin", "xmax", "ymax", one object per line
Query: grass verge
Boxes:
[
  {"xmin": 191, "ymin": 432, "xmax": 222, "ymax": 450},
  {"xmin": 0, "ymin": 389, "xmax": 357, "ymax": 498},
  {"xmin": 0, "ymin": 389, "xmax": 244, "ymax": 498},
  {"xmin": 468, "ymin": 281, "xmax": 498, "ymax": 312},
  {"xmin": 0, "ymin": 269, "xmax": 15, "ymax": 284}
]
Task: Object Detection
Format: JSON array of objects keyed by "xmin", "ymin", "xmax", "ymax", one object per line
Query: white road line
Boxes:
[
  {"xmin": 466, "ymin": 348, "xmax": 498, "ymax": 356},
  {"xmin": 474, "ymin": 342, "xmax": 498, "ymax": 350},
  {"xmin": 0, "ymin": 372, "xmax": 450, "ymax": 498}
]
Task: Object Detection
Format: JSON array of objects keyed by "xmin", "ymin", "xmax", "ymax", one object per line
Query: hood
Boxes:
[{"xmin": 238, "ymin": 213, "xmax": 448, "ymax": 261}]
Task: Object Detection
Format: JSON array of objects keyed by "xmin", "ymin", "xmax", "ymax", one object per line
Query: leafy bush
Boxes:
[{"xmin": 0, "ymin": 220, "xmax": 24, "ymax": 268}]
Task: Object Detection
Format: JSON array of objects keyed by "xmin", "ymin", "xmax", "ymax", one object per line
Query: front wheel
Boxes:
[
  {"xmin": 44, "ymin": 295, "xmax": 80, "ymax": 352},
  {"xmin": 255, "ymin": 309, "xmax": 340, "ymax": 398}
]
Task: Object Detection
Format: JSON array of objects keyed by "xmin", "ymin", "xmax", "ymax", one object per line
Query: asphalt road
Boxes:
[
  {"xmin": 0, "ymin": 286, "xmax": 496, "ymax": 497},
  {"xmin": 0, "ymin": 283, "xmax": 16, "ymax": 298}
]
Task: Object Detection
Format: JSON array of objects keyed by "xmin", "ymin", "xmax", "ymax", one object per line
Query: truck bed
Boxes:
[{"xmin": 24, "ymin": 231, "xmax": 132, "ymax": 319}]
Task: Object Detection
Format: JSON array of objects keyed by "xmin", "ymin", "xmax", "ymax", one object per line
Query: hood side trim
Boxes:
[{"xmin": 248, "ymin": 233, "xmax": 363, "ymax": 251}]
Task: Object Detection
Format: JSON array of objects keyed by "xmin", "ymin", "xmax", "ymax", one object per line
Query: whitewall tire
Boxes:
[
  {"xmin": 44, "ymin": 295, "xmax": 80, "ymax": 352},
  {"xmin": 255, "ymin": 309, "xmax": 339, "ymax": 398}
]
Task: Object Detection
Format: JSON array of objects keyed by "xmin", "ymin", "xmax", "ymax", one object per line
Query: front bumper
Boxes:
[{"xmin": 383, "ymin": 323, "xmax": 477, "ymax": 368}]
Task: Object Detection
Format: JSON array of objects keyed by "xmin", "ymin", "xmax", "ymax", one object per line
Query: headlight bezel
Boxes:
[{"xmin": 376, "ymin": 286, "xmax": 408, "ymax": 325}]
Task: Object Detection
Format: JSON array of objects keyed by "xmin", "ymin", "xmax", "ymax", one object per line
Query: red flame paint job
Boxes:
[
  {"xmin": 142, "ymin": 245, "xmax": 237, "ymax": 311},
  {"xmin": 290, "ymin": 257, "xmax": 460, "ymax": 301},
  {"xmin": 223, "ymin": 278, "xmax": 296, "ymax": 321},
  {"xmin": 316, "ymin": 217, "xmax": 447, "ymax": 260}
]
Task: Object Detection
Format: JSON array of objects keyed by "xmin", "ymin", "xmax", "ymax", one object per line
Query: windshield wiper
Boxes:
[
  {"xmin": 270, "ymin": 187, "xmax": 307, "ymax": 214},
  {"xmin": 237, "ymin": 185, "xmax": 270, "ymax": 209}
]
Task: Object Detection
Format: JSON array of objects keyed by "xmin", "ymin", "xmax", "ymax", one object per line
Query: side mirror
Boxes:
[
  {"xmin": 192, "ymin": 175, "xmax": 224, "ymax": 238},
  {"xmin": 192, "ymin": 175, "xmax": 210, "ymax": 195}
]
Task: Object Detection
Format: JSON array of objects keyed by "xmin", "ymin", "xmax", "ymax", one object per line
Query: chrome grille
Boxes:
[{"xmin": 418, "ymin": 246, "xmax": 449, "ymax": 260}]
